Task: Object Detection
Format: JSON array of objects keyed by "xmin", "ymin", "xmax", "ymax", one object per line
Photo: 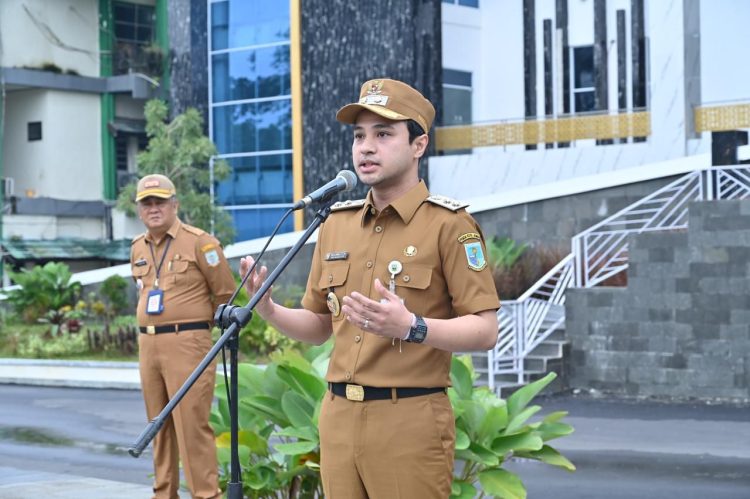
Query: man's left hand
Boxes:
[{"xmin": 342, "ymin": 278, "xmax": 413, "ymax": 339}]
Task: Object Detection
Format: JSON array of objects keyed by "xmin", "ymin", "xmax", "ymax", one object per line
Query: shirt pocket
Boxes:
[
  {"xmin": 167, "ymin": 256, "xmax": 195, "ymax": 289},
  {"xmin": 318, "ymin": 262, "xmax": 350, "ymax": 321},
  {"xmin": 393, "ymin": 264, "xmax": 432, "ymax": 306},
  {"xmin": 132, "ymin": 262, "xmax": 152, "ymax": 291}
]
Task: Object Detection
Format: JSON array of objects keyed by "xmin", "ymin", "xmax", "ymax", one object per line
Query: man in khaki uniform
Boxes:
[
  {"xmin": 240, "ymin": 79, "xmax": 500, "ymax": 498},
  {"xmin": 131, "ymin": 174, "xmax": 235, "ymax": 499}
]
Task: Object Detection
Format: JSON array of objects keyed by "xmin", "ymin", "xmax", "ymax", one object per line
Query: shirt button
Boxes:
[
  {"xmin": 370, "ymin": 207, "xmax": 377, "ymax": 215},
  {"xmin": 366, "ymin": 261, "xmax": 373, "ymax": 268},
  {"xmin": 374, "ymin": 225, "xmax": 383, "ymax": 233},
  {"xmin": 345, "ymin": 371, "xmax": 351, "ymax": 380},
  {"xmin": 354, "ymin": 335, "xmax": 361, "ymax": 342},
  {"xmin": 403, "ymin": 275, "xmax": 411, "ymax": 282}
]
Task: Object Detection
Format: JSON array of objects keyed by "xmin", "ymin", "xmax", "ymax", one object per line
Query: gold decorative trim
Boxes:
[
  {"xmin": 435, "ymin": 112, "xmax": 651, "ymax": 151},
  {"xmin": 695, "ymin": 103, "xmax": 750, "ymax": 133},
  {"xmin": 290, "ymin": 0, "xmax": 304, "ymax": 230}
]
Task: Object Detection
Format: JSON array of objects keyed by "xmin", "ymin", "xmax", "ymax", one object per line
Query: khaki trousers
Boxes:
[
  {"xmin": 139, "ymin": 329, "xmax": 220, "ymax": 499},
  {"xmin": 319, "ymin": 389, "xmax": 455, "ymax": 499}
]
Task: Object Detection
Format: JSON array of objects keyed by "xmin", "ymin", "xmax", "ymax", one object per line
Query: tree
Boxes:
[{"xmin": 117, "ymin": 99, "xmax": 235, "ymax": 245}]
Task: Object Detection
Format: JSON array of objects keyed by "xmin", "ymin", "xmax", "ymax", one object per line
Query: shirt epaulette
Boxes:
[
  {"xmin": 331, "ymin": 199, "xmax": 366, "ymax": 212},
  {"xmin": 425, "ymin": 195, "xmax": 469, "ymax": 211},
  {"xmin": 182, "ymin": 224, "xmax": 205, "ymax": 236},
  {"xmin": 131, "ymin": 233, "xmax": 146, "ymax": 245}
]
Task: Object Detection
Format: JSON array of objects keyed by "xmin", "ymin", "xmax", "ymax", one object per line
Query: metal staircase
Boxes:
[{"xmin": 474, "ymin": 166, "xmax": 750, "ymax": 395}]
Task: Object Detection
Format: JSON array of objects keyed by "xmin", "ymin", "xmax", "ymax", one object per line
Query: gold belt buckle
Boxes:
[
  {"xmin": 345, "ymin": 384, "xmax": 365, "ymax": 402},
  {"xmin": 146, "ymin": 325, "xmax": 156, "ymax": 335}
]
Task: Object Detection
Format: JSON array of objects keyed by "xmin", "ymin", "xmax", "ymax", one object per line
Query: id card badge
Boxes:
[{"xmin": 146, "ymin": 288, "xmax": 164, "ymax": 315}]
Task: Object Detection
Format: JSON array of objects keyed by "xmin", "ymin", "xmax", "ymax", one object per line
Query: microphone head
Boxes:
[{"xmin": 336, "ymin": 170, "xmax": 358, "ymax": 192}]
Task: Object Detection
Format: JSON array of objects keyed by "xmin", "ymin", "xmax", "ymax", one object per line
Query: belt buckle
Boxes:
[
  {"xmin": 345, "ymin": 384, "xmax": 365, "ymax": 402},
  {"xmin": 146, "ymin": 325, "xmax": 156, "ymax": 335}
]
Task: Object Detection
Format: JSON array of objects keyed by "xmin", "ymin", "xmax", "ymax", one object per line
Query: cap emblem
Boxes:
[
  {"xmin": 360, "ymin": 80, "xmax": 389, "ymax": 106},
  {"xmin": 144, "ymin": 180, "xmax": 160, "ymax": 188}
]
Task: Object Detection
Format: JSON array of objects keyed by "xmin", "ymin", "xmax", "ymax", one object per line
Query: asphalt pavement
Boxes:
[{"xmin": 0, "ymin": 360, "xmax": 749, "ymax": 498}]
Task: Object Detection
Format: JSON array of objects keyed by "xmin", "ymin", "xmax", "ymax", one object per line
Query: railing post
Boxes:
[
  {"xmin": 572, "ymin": 235, "xmax": 584, "ymax": 288},
  {"xmin": 516, "ymin": 301, "xmax": 526, "ymax": 384},
  {"xmin": 486, "ymin": 346, "xmax": 495, "ymax": 393}
]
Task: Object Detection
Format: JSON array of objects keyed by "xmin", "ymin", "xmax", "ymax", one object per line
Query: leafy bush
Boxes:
[
  {"xmin": 99, "ymin": 274, "xmax": 130, "ymax": 317},
  {"xmin": 211, "ymin": 343, "xmax": 331, "ymax": 498},
  {"xmin": 15, "ymin": 329, "xmax": 88, "ymax": 358},
  {"xmin": 210, "ymin": 351, "xmax": 574, "ymax": 498},
  {"xmin": 6, "ymin": 262, "xmax": 82, "ymax": 323},
  {"xmin": 229, "ymin": 279, "xmax": 305, "ymax": 361},
  {"xmin": 486, "ymin": 237, "xmax": 528, "ymax": 270},
  {"xmin": 449, "ymin": 356, "xmax": 574, "ymax": 498},
  {"xmin": 491, "ymin": 244, "xmax": 568, "ymax": 299}
]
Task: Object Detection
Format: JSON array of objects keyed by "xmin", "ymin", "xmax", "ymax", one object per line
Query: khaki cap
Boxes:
[
  {"xmin": 135, "ymin": 174, "xmax": 176, "ymax": 202},
  {"xmin": 336, "ymin": 78, "xmax": 435, "ymax": 133}
]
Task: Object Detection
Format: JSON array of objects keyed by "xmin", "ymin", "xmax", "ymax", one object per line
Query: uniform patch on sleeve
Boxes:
[
  {"xmin": 202, "ymin": 244, "xmax": 221, "ymax": 267},
  {"xmin": 464, "ymin": 241, "xmax": 487, "ymax": 271}
]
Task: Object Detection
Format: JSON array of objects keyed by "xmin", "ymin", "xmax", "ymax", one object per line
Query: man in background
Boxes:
[{"xmin": 131, "ymin": 173, "xmax": 235, "ymax": 499}]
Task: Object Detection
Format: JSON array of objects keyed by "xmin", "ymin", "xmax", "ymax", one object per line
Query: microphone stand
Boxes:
[{"xmin": 128, "ymin": 202, "xmax": 334, "ymax": 499}]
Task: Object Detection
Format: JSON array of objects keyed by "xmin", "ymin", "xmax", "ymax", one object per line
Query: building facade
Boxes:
[{"xmin": 433, "ymin": 0, "xmax": 750, "ymax": 199}]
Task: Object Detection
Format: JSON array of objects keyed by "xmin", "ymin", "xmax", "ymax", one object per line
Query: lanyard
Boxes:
[{"xmin": 148, "ymin": 237, "xmax": 172, "ymax": 289}]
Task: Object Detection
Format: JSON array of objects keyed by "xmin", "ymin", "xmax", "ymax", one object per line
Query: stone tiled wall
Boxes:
[
  {"xmin": 471, "ymin": 176, "xmax": 677, "ymax": 248},
  {"xmin": 566, "ymin": 199, "xmax": 750, "ymax": 400}
]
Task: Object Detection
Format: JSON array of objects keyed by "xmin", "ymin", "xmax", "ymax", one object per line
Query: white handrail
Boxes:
[{"xmin": 488, "ymin": 166, "xmax": 750, "ymax": 392}]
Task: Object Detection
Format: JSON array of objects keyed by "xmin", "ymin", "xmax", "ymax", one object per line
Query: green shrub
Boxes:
[
  {"xmin": 6, "ymin": 262, "xmax": 82, "ymax": 323},
  {"xmin": 16, "ymin": 330, "xmax": 88, "ymax": 358},
  {"xmin": 99, "ymin": 274, "xmax": 130, "ymax": 317}
]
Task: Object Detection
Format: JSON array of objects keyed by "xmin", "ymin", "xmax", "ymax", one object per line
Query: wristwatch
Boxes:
[{"xmin": 406, "ymin": 315, "xmax": 428, "ymax": 343}]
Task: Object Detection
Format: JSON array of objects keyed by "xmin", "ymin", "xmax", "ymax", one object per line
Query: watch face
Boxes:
[{"xmin": 409, "ymin": 315, "xmax": 428, "ymax": 343}]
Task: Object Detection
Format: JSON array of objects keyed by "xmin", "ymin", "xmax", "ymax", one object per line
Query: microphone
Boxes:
[{"xmin": 292, "ymin": 170, "xmax": 358, "ymax": 210}]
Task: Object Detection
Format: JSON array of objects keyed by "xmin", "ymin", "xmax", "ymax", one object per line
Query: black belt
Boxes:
[
  {"xmin": 139, "ymin": 322, "xmax": 210, "ymax": 335},
  {"xmin": 329, "ymin": 382, "xmax": 445, "ymax": 402}
]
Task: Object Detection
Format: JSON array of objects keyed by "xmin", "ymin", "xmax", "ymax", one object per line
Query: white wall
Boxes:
[
  {"xmin": 111, "ymin": 210, "xmax": 145, "ymax": 241},
  {"xmin": 3, "ymin": 214, "xmax": 104, "ymax": 239},
  {"xmin": 700, "ymin": 0, "xmax": 750, "ymax": 104},
  {"xmin": 4, "ymin": 89, "xmax": 102, "ymax": 201},
  {"xmin": 0, "ymin": 0, "xmax": 99, "ymax": 77}
]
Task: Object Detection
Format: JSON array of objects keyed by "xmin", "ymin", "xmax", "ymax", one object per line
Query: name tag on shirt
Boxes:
[{"xmin": 146, "ymin": 289, "xmax": 164, "ymax": 315}]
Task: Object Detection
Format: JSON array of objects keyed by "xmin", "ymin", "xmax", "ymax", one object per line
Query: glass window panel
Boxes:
[
  {"xmin": 212, "ymin": 46, "xmax": 290, "ymax": 103},
  {"xmin": 459, "ymin": 0, "xmax": 479, "ymax": 7},
  {"xmin": 115, "ymin": 23, "xmax": 136, "ymax": 42},
  {"xmin": 211, "ymin": 1, "xmax": 229, "ymax": 51},
  {"xmin": 114, "ymin": 3, "xmax": 134, "ymax": 23},
  {"xmin": 443, "ymin": 69, "xmax": 472, "ymax": 88},
  {"xmin": 230, "ymin": 207, "xmax": 294, "ymax": 241},
  {"xmin": 574, "ymin": 46, "xmax": 595, "ymax": 89},
  {"xmin": 211, "ymin": 0, "xmax": 290, "ymax": 51},
  {"xmin": 212, "ymin": 99, "xmax": 291, "ymax": 155},
  {"xmin": 137, "ymin": 5, "xmax": 154, "ymax": 24},
  {"xmin": 443, "ymin": 86, "xmax": 472, "ymax": 126},
  {"xmin": 574, "ymin": 91, "xmax": 596, "ymax": 113},
  {"xmin": 216, "ymin": 154, "xmax": 292, "ymax": 205},
  {"xmin": 137, "ymin": 26, "xmax": 153, "ymax": 44}
]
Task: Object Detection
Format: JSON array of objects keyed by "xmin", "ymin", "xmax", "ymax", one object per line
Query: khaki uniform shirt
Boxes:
[
  {"xmin": 302, "ymin": 181, "xmax": 499, "ymax": 388},
  {"xmin": 131, "ymin": 218, "xmax": 235, "ymax": 327}
]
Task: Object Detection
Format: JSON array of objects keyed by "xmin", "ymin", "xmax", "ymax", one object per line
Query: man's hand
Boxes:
[
  {"xmin": 342, "ymin": 278, "xmax": 413, "ymax": 339},
  {"xmin": 239, "ymin": 256, "xmax": 274, "ymax": 319}
]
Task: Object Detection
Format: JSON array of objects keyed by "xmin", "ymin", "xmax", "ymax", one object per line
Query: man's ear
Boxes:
[{"xmin": 413, "ymin": 134, "xmax": 429, "ymax": 159}]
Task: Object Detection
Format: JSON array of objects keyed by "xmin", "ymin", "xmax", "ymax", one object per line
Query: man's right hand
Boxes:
[{"xmin": 239, "ymin": 256, "xmax": 275, "ymax": 319}]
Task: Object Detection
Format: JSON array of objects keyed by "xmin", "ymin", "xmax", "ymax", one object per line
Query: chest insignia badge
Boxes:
[
  {"xmin": 326, "ymin": 292, "xmax": 341, "ymax": 317},
  {"xmin": 403, "ymin": 245, "xmax": 417, "ymax": 257}
]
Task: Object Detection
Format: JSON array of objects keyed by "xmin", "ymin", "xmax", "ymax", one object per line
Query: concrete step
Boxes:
[{"xmin": 528, "ymin": 339, "xmax": 568, "ymax": 357}]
